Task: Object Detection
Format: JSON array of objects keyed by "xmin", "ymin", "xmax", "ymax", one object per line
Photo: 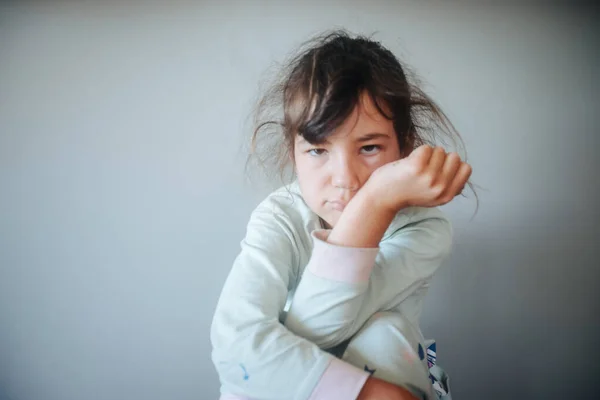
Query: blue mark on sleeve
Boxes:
[
  {"xmin": 364, "ymin": 365, "xmax": 376, "ymax": 375},
  {"xmin": 240, "ymin": 364, "xmax": 249, "ymax": 380}
]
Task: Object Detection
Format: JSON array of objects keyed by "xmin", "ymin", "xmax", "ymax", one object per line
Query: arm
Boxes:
[
  {"xmin": 327, "ymin": 187, "xmax": 398, "ymax": 248},
  {"xmin": 283, "ymin": 188, "xmax": 451, "ymax": 348},
  {"xmin": 210, "ymin": 204, "xmax": 369, "ymax": 400},
  {"xmin": 282, "ymin": 222, "xmax": 379, "ymax": 349},
  {"xmin": 285, "ymin": 145, "xmax": 466, "ymax": 345},
  {"xmin": 368, "ymin": 207, "xmax": 452, "ymax": 312}
]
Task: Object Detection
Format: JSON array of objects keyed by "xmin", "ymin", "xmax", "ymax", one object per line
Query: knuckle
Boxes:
[
  {"xmin": 423, "ymin": 173, "xmax": 435, "ymax": 186},
  {"xmin": 434, "ymin": 146, "xmax": 446, "ymax": 154},
  {"xmin": 406, "ymin": 162, "xmax": 419, "ymax": 175},
  {"xmin": 448, "ymin": 152, "xmax": 460, "ymax": 162},
  {"xmin": 421, "ymin": 144, "xmax": 434, "ymax": 155},
  {"xmin": 431, "ymin": 184, "xmax": 445, "ymax": 197},
  {"xmin": 410, "ymin": 159, "xmax": 425, "ymax": 174}
]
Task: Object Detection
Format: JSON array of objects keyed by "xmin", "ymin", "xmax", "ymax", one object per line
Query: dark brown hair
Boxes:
[{"xmin": 248, "ymin": 29, "xmax": 477, "ymax": 206}]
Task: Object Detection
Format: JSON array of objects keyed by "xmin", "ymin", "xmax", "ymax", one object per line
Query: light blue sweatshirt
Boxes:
[{"xmin": 210, "ymin": 181, "xmax": 453, "ymax": 400}]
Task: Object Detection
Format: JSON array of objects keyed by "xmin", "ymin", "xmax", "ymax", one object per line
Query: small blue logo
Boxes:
[{"xmin": 240, "ymin": 364, "xmax": 249, "ymax": 380}]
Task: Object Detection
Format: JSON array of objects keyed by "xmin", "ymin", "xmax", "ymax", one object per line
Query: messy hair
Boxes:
[{"xmin": 247, "ymin": 29, "xmax": 477, "ymax": 206}]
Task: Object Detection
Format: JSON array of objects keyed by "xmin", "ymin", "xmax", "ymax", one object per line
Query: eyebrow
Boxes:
[{"xmin": 356, "ymin": 132, "xmax": 391, "ymax": 142}]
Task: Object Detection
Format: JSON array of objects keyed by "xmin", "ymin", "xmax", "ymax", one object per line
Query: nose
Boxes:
[{"xmin": 331, "ymin": 154, "xmax": 360, "ymax": 191}]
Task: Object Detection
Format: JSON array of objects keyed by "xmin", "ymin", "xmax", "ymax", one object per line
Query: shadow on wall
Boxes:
[{"xmin": 421, "ymin": 218, "xmax": 599, "ymax": 400}]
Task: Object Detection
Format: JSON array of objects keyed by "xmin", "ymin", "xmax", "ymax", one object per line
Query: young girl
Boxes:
[{"xmin": 210, "ymin": 30, "xmax": 473, "ymax": 400}]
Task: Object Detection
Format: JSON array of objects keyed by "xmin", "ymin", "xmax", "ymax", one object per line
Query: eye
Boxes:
[
  {"xmin": 307, "ymin": 148, "xmax": 327, "ymax": 156},
  {"xmin": 361, "ymin": 145, "xmax": 381, "ymax": 155}
]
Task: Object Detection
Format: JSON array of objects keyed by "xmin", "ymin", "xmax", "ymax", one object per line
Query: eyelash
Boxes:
[
  {"xmin": 307, "ymin": 145, "xmax": 382, "ymax": 156},
  {"xmin": 307, "ymin": 148, "xmax": 326, "ymax": 156},
  {"xmin": 361, "ymin": 145, "xmax": 381, "ymax": 154}
]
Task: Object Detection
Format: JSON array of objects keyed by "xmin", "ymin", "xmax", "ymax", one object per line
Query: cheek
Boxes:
[
  {"xmin": 295, "ymin": 163, "xmax": 329, "ymax": 210},
  {"xmin": 364, "ymin": 155, "xmax": 391, "ymax": 174},
  {"xmin": 359, "ymin": 151, "xmax": 400, "ymax": 182},
  {"xmin": 295, "ymin": 159, "xmax": 327, "ymax": 184},
  {"xmin": 295, "ymin": 161, "xmax": 312, "ymax": 186},
  {"xmin": 375, "ymin": 147, "xmax": 402, "ymax": 167},
  {"xmin": 298, "ymin": 179, "xmax": 328, "ymax": 217}
]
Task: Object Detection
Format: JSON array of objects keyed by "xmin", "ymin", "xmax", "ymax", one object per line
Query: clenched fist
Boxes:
[{"xmin": 364, "ymin": 145, "xmax": 472, "ymax": 213}]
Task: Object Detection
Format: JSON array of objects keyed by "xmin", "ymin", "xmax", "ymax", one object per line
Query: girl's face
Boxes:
[{"xmin": 294, "ymin": 93, "xmax": 402, "ymax": 228}]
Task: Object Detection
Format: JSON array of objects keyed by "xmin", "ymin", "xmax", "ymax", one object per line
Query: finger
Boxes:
[
  {"xmin": 447, "ymin": 162, "xmax": 472, "ymax": 199},
  {"xmin": 427, "ymin": 146, "xmax": 448, "ymax": 180},
  {"xmin": 438, "ymin": 152, "xmax": 462, "ymax": 188},
  {"xmin": 408, "ymin": 144, "xmax": 434, "ymax": 171}
]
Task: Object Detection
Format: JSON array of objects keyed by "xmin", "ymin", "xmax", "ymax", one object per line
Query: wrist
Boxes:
[
  {"xmin": 327, "ymin": 188, "xmax": 397, "ymax": 248},
  {"xmin": 356, "ymin": 182, "xmax": 404, "ymax": 219}
]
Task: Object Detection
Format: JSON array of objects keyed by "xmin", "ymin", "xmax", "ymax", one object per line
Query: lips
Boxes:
[{"xmin": 328, "ymin": 200, "xmax": 347, "ymax": 211}]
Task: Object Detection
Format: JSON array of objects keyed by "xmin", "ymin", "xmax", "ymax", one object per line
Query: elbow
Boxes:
[{"xmin": 211, "ymin": 305, "xmax": 280, "ymax": 359}]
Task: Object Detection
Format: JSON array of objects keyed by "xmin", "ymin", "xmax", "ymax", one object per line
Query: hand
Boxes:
[
  {"xmin": 357, "ymin": 377, "xmax": 420, "ymax": 400},
  {"xmin": 364, "ymin": 145, "xmax": 472, "ymax": 213}
]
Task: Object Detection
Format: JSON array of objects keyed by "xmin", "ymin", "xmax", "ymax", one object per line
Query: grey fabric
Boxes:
[{"xmin": 429, "ymin": 365, "xmax": 452, "ymax": 400}]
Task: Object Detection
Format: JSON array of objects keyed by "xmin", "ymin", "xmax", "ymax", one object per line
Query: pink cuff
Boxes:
[
  {"xmin": 308, "ymin": 358, "xmax": 370, "ymax": 400},
  {"xmin": 308, "ymin": 229, "xmax": 379, "ymax": 283}
]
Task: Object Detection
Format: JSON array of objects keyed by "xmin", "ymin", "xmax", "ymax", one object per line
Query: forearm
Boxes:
[
  {"xmin": 284, "ymin": 229, "xmax": 378, "ymax": 348},
  {"xmin": 212, "ymin": 267, "xmax": 370, "ymax": 400},
  {"xmin": 285, "ymin": 189, "xmax": 401, "ymax": 346},
  {"xmin": 288, "ymin": 206, "xmax": 452, "ymax": 348},
  {"xmin": 327, "ymin": 188, "xmax": 399, "ymax": 248}
]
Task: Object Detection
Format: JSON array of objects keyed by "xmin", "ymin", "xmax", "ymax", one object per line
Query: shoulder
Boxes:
[
  {"xmin": 246, "ymin": 181, "xmax": 319, "ymax": 244},
  {"xmin": 252, "ymin": 181, "xmax": 305, "ymax": 218},
  {"xmin": 242, "ymin": 182, "xmax": 318, "ymax": 276}
]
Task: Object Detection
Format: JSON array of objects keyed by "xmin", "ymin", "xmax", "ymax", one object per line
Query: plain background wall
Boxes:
[{"xmin": 1, "ymin": 1, "xmax": 598, "ymax": 399}]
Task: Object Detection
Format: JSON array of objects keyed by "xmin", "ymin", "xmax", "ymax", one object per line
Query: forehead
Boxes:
[
  {"xmin": 296, "ymin": 94, "xmax": 393, "ymax": 144},
  {"xmin": 345, "ymin": 94, "xmax": 391, "ymax": 131}
]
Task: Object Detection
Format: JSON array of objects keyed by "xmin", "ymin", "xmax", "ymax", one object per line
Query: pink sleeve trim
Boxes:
[
  {"xmin": 308, "ymin": 358, "xmax": 370, "ymax": 400},
  {"xmin": 308, "ymin": 229, "xmax": 379, "ymax": 283}
]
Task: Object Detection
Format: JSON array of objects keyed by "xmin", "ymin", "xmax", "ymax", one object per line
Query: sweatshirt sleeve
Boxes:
[
  {"xmin": 210, "ymin": 204, "xmax": 369, "ymax": 400},
  {"xmin": 283, "ymin": 229, "xmax": 379, "ymax": 349},
  {"xmin": 368, "ymin": 208, "xmax": 453, "ymax": 312},
  {"xmin": 284, "ymin": 208, "xmax": 452, "ymax": 349}
]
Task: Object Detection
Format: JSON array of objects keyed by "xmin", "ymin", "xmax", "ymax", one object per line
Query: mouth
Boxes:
[{"xmin": 327, "ymin": 200, "xmax": 347, "ymax": 212}]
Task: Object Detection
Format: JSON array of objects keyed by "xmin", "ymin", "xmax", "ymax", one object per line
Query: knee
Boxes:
[
  {"xmin": 357, "ymin": 311, "xmax": 419, "ymax": 341},
  {"xmin": 344, "ymin": 311, "xmax": 424, "ymax": 364},
  {"xmin": 342, "ymin": 311, "xmax": 432, "ymax": 396}
]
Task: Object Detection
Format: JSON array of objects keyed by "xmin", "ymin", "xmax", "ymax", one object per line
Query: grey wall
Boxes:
[{"xmin": 1, "ymin": 1, "xmax": 598, "ymax": 400}]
